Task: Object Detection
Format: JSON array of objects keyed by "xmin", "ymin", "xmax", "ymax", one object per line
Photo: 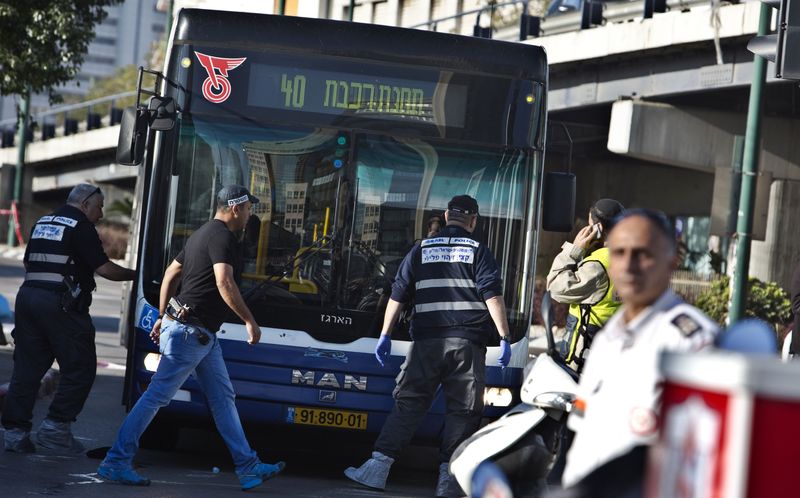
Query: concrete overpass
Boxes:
[
  {"xmin": 513, "ymin": 0, "xmax": 800, "ymax": 289},
  {"xmin": 0, "ymin": 123, "xmax": 137, "ymax": 234}
]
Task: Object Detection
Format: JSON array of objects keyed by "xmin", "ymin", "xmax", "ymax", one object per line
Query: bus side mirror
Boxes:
[
  {"xmin": 542, "ymin": 171, "xmax": 575, "ymax": 232},
  {"xmin": 116, "ymin": 106, "xmax": 148, "ymax": 166},
  {"xmin": 149, "ymin": 96, "xmax": 176, "ymax": 131}
]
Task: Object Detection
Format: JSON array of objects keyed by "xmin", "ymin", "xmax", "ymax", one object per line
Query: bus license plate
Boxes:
[{"xmin": 288, "ymin": 406, "xmax": 368, "ymax": 430}]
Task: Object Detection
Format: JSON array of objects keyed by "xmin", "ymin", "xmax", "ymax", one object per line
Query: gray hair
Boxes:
[
  {"xmin": 66, "ymin": 183, "xmax": 102, "ymax": 205},
  {"xmin": 446, "ymin": 209, "xmax": 475, "ymax": 229}
]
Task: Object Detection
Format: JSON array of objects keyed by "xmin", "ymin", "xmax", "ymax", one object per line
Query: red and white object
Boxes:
[{"xmin": 648, "ymin": 352, "xmax": 800, "ymax": 498}]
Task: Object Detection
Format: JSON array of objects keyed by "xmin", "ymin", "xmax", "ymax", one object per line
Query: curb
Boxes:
[{"xmin": 0, "ymin": 247, "xmax": 24, "ymax": 261}]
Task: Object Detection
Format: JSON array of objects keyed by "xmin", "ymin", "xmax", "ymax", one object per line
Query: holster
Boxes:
[
  {"xmin": 166, "ymin": 297, "xmax": 206, "ymax": 328},
  {"xmin": 60, "ymin": 275, "xmax": 83, "ymax": 312}
]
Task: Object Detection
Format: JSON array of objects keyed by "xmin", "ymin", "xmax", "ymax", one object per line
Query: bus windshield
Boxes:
[{"xmin": 159, "ymin": 116, "xmax": 538, "ymax": 343}]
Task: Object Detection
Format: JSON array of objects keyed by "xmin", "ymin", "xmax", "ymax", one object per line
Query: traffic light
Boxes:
[
  {"xmin": 520, "ymin": 14, "xmax": 541, "ymax": 40},
  {"xmin": 473, "ymin": 12, "xmax": 492, "ymax": 39},
  {"xmin": 643, "ymin": 0, "xmax": 667, "ymax": 19},
  {"xmin": 581, "ymin": 0, "xmax": 603, "ymax": 30},
  {"xmin": 748, "ymin": 0, "xmax": 800, "ymax": 80}
]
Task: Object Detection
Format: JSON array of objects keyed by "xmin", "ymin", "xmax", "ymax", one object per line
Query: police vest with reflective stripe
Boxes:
[
  {"xmin": 24, "ymin": 213, "xmax": 80, "ymax": 287},
  {"xmin": 411, "ymin": 235, "xmax": 490, "ymax": 337}
]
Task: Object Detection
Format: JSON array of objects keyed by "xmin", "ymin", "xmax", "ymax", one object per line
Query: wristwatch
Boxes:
[{"xmin": 499, "ymin": 336, "xmax": 510, "ymax": 343}]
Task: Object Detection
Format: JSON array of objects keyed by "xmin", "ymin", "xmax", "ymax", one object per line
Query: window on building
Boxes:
[{"xmin": 94, "ymin": 36, "xmax": 116, "ymax": 46}]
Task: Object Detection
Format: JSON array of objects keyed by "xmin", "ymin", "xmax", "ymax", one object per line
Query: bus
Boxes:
[{"xmin": 118, "ymin": 8, "xmax": 565, "ymax": 449}]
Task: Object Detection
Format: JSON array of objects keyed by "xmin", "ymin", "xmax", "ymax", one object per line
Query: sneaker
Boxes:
[
  {"xmin": 471, "ymin": 461, "xmax": 512, "ymax": 498},
  {"xmin": 4, "ymin": 428, "xmax": 36, "ymax": 453},
  {"xmin": 435, "ymin": 462, "xmax": 466, "ymax": 498},
  {"xmin": 36, "ymin": 418, "xmax": 85, "ymax": 454},
  {"xmin": 97, "ymin": 465, "xmax": 151, "ymax": 486},
  {"xmin": 344, "ymin": 451, "xmax": 395, "ymax": 490},
  {"xmin": 238, "ymin": 461, "xmax": 286, "ymax": 491}
]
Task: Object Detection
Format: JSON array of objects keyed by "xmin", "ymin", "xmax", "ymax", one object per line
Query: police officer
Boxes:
[
  {"xmin": 558, "ymin": 208, "xmax": 719, "ymax": 497},
  {"xmin": 547, "ymin": 198, "xmax": 624, "ymax": 371},
  {"xmin": 3, "ymin": 184, "xmax": 135, "ymax": 453},
  {"xmin": 344, "ymin": 194, "xmax": 512, "ymax": 498}
]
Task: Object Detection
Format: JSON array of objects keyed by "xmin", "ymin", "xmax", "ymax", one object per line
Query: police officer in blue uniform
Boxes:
[
  {"xmin": 3, "ymin": 184, "xmax": 135, "ymax": 454},
  {"xmin": 345, "ymin": 195, "xmax": 512, "ymax": 498}
]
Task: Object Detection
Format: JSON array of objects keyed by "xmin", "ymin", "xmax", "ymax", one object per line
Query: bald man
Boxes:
[
  {"xmin": 560, "ymin": 208, "xmax": 719, "ymax": 496},
  {"xmin": 3, "ymin": 184, "xmax": 135, "ymax": 454}
]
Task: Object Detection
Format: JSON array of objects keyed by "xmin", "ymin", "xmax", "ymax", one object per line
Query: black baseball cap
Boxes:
[
  {"xmin": 447, "ymin": 195, "xmax": 479, "ymax": 215},
  {"xmin": 217, "ymin": 185, "xmax": 260, "ymax": 207}
]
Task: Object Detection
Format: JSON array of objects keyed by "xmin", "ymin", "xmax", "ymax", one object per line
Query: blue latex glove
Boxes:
[
  {"xmin": 498, "ymin": 339, "xmax": 511, "ymax": 368},
  {"xmin": 375, "ymin": 334, "xmax": 392, "ymax": 367}
]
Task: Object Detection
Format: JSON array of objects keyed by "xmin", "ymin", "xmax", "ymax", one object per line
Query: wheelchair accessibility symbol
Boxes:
[{"xmin": 138, "ymin": 303, "xmax": 160, "ymax": 331}]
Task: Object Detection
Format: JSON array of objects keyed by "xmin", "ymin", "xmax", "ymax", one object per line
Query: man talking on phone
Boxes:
[{"xmin": 546, "ymin": 198, "xmax": 624, "ymax": 372}]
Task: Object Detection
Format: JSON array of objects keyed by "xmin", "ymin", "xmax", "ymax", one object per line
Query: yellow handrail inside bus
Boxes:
[{"xmin": 242, "ymin": 272, "xmax": 319, "ymax": 294}]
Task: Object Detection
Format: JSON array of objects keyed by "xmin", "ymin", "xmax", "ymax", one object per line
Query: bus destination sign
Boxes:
[{"xmin": 246, "ymin": 63, "xmax": 467, "ymax": 127}]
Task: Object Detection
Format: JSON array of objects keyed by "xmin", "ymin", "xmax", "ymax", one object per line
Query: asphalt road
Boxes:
[{"xmin": 0, "ymin": 253, "xmax": 438, "ymax": 497}]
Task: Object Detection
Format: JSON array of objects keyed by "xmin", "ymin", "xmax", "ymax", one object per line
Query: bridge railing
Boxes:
[
  {"xmin": 0, "ymin": 91, "xmax": 136, "ymax": 149},
  {"xmin": 409, "ymin": 0, "xmax": 715, "ymax": 42}
]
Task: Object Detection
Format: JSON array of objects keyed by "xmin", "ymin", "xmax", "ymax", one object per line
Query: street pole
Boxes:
[
  {"xmin": 729, "ymin": 2, "xmax": 771, "ymax": 323},
  {"xmin": 279, "ymin": 0, "xmax": 286, "ymax": 15},
  {"xmin": 8, "ymin": 90, "xmax": 29, "ymax": 247},
  {"xmin": 349, "ymin": 0, "xmax": 355, "ymax": 20}
]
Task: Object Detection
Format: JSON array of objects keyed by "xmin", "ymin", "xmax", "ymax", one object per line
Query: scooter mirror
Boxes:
[{"xmin": 541, "ymin": 291, "xmax": 557, "ymax": 357}]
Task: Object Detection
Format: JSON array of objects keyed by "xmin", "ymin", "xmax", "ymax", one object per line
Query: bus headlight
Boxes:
[
  {"xmin": 484, "ymin": 387, "xmax": 513, "ymax": 407},
  {"xmin": 144, "ymin": 353, "xmax": 161, "ymax": 372}
]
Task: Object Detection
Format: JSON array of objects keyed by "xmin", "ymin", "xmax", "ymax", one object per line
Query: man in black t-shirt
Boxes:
[
  {"xmin": 99, "ymin": 185, "xmax": 285, "ymax": 491},
  {"xmin": 3, "ymin": 184, "xmax": 135, "ymax": 454}
]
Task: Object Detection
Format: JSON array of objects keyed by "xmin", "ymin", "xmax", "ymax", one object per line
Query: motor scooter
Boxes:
[{"xmin": 450, "ymin": 292, "xmax": 579, "ymax": 498}]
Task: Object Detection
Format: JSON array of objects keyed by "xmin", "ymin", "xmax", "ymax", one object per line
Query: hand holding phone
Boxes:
[{"xmin": 593, "ymin": 223, "xmax": 603, "ymax": 240}]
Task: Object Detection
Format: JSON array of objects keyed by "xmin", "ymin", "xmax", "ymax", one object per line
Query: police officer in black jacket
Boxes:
[
  {"xmin": 345, "ymin": 195, "xmax": 512, "ymax": 498},
  {"xmin": 3, "ymin": 184, "xmax": 135, "ymax": 454}
]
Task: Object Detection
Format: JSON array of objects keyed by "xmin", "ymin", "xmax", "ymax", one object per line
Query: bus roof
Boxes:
[{"xmin": 175, "ymin": 9, "xmax": 547, "ymax": 83}]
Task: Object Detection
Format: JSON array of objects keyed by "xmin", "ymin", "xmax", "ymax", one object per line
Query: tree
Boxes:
[
  {"xmin": 84, "ymin": 38, "xmax": 167, "ymax": 104},
  {"xmin": 0, "ymin": 1, "xmax": 122, "ymax": 103},
  {"xmin": 695, "ymin": 276, "xmax": 792, "ymax": 331}
]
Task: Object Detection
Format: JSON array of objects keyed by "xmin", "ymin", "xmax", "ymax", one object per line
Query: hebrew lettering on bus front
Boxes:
[
  {"xmin": 378, "ymin": 85, "xmax": 392, "ymax": 112},
  {"xmin": 349, "ymin": 83, "xmax": 363, "ymax": 110},
  {"xmin": 323, "ymin": 79, "xmax": 425, "ymax": 116}
]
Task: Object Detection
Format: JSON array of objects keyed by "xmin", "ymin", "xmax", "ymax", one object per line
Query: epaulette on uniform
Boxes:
[{"xmin": 671, "ymin": 313, "xmax": 702, "ymax": 337}]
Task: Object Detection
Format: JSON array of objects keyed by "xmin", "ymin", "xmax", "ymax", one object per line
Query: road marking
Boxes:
[
  {"xmin": 97, "ymin": 360, "xmax": 126, "ymax": 370},
  {"xmin": 66, "ymin": 473, "xmax": 104, "ymax": 485}
]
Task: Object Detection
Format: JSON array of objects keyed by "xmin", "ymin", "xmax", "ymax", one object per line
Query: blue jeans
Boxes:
[{"xmin": 102, "ymin": 318, "xmax": 259, "ymax": 475}]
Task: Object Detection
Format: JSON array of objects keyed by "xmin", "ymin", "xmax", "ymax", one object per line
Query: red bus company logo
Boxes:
[{"xmin": 194, "ymin": 52, "xmax": 247, "ymax": 104}]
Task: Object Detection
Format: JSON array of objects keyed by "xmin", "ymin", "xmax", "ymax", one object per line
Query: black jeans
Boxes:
[
  {"xmin": 375, "ymin": 337, "xmax": 486, "ymax": 463},
  {"xmin": 1, "ymin": 286, "xmax": 97, "ymax": 432}
]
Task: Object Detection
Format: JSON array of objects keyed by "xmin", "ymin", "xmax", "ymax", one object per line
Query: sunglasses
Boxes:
[{"xmin": 82, "ymin": 186, "xmax": 101, "ymax": 204}]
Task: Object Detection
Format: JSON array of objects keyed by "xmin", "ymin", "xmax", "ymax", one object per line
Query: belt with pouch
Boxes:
[
  {"xmin": 165, "ymin": 300, "xmax": 208, "ymax": 329},
  {"xmin": 164, "ymin": 302, "xmax": 210, "ymax": 345}
]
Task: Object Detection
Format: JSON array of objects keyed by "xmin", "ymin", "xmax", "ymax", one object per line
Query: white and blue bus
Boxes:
[{"xmin": 119, "ymin": 8, "xmax": 563, "ymax": 448}]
